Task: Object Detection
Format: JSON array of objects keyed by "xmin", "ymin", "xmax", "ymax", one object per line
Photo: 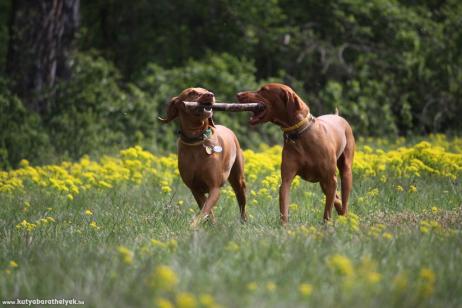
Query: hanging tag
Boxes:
[
  {"xmin": 205, "ymin": 146, "xmax": 213, "ymax": 155},
  {"xmin": 213, "ymin": 145, "xmax": 223, "ymax": 153}
]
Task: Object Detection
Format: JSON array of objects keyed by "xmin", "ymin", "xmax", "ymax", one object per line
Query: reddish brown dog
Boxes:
[
  {"xmin": 237, "ymin": 83, "xmax": 355, "ymax": 224},
  {"xmin": 159, "ymin": 88, "xmax": 247, "ymax": 227}
]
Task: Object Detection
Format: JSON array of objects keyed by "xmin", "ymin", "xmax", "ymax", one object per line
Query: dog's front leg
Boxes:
[
  {"xmin": 190, "ymin": 187, "xmax": 220, "ymax": 228},
  {"xmin": 279, "ymin": 167, "xmax": 296, "ymax": 225},
  {"xmin": 192, "ymin": 190, "xmax": 216, "ymax": 224}
]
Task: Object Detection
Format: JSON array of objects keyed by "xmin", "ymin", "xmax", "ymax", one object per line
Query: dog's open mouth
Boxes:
[
  {"xmin": 237, "ymin": 98, "xmax": 266, "ymax": 125},
  {"xmin": 249, "ymin": 106, "xmax": 266, "ymax": 125}
]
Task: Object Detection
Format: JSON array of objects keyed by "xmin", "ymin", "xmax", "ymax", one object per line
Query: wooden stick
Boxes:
[{"xmin": 183, "ymin": 101, "xmax": 264, "ymax": 112}]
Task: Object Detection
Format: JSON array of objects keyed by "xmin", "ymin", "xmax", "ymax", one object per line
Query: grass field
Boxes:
[{"xmin": 1, "ymin": 135, "xmax": 462, "ymax": 307}]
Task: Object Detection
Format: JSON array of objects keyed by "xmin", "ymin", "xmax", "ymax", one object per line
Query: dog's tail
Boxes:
[{"xmin": 335, "ymin": 107, "xmax": 339, "ymax": 115}]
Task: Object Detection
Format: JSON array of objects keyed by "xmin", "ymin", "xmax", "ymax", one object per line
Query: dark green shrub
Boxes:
[
  {"xmin": 0, "ymin": 79, "xmax": 51, "ymax": 169},
  {"xmin": 47, "ymin": 52, "xmax": 158, "ymax": 159}
]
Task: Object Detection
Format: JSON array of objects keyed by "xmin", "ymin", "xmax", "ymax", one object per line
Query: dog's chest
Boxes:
[
  {"xmin": 297, "ymin": 162, "xmax": 322, "ymax": 182},
  {"xmin": 286, "ymin": 144, "xmax": 334, "ymax": 182}
]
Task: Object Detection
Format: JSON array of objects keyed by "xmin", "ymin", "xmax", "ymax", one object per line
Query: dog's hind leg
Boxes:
[
  {"xmin": 229, "ymin": 151, "xmax": 247, "ymax": 222},
  {"xmin": 320, "ymin": 175, "xmax": 338, "ymax": 221},
  {"xmin": 334, "ymin": 192, "xmax": 342, "ymax": 214},
  {"xmin": 336, "ymin": 137, "xmax": 354, "ymax": 216}
]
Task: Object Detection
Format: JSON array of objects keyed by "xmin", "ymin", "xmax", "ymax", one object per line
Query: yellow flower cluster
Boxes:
[
  {"xmin": 0, "ymin": 146, "xmax": 177, "ymax": 198},
  {"xmin": 326, "ymin": 254, "xmax": 355, "ymax": 277},
  {"xmin": 326, "ymin": 254, "xmax": 383, "ymax": 286},
  {"xmin": 151, "ymin": 239, "xmax": 178, "ymax": 252},
  {"xmin": 419, "ymin": 219, "xmax": 455, "ymax": 236},
  {"xmin": 148, "ymin": 265, "xmax": 179, "ymax": 291},
  {"xmin": 3, "ymin": 260, "xmax": 19, "ymax": 275},
  {"xmin": 368, "ymin": 224, "xmax": 393, "ymax": 240},
  {"xmin": 15, "ymin": 216, "xmax": 55, "ymax": 232},
  {"xmin": 147, "ymin": 265, "xmax": 221, "ymax": 308},
  {"xmin": 355, "ymin": 138, "xmax": 462, "ymax": 180},
  {"xmin": 1, "ymin": 136, "xmax": 460, "ymax": 200},
  {"xmin": 419, "ymin": 267, "xmax": 436, "ymax": 298},
  {"xmin": 336, "ymin": 213, "xmax": 360, "ymax": 232},
  {"xmin": 117, "ymin": 245, "xmax": 135, "ymax": 265}
]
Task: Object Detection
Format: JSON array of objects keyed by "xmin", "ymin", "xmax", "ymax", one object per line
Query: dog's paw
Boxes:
[{"xmin": 190, "ymin": 213, "xmax": 209, "ymax": 230}]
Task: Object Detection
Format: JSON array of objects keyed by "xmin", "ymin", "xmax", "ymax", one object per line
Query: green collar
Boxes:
[{"xmin": 178, "ymin": 127, "xmax": 212, "ymax": 144}]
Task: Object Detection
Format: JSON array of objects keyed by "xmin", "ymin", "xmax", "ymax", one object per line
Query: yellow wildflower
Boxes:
[
  {"xmin": 298, "ymin": 283, "xmax": 313, "ymax": 296},
  {"xmin": 366, "ymin": 271, "xmax": 381, "ymax": 284},
  {"xmin": 393, "ymin": 272, "xmax": 408, "ymax": 291},
  {"xmin": 225, "ymin": 241, "xmax": 240, "ymax": 253},
  {"xmin": 289, "ymin": 203, "xmax": 299, "ymax": 211},
  {"xmin": 247, "ymin": 282, "xmax": 258, "ymax": 292},
  {"xmin": 155, "ymin": 298, "xmax": 174, "ymax": 308},
  {"xmin": 199, "ymin": 294, "xmax": 218, "ymax": 308},
  {"xmin": 116, "ymin": 246, "xmax": 134, "ymax": 265},
  {"xmin": 89, "ymin": 221, "xmax": 100, "ymax": 230},
  {"xmin": 9, "ymin": 260, "xmax": 18, "ymax": 268},
  {"xmin": 266, "ymin": 281, "xmax": 277, "ymax": 292},
  {"xmin": 383, "ymin": 232, "xmax": 393, "ymax": 240},
  {"xmin": 176, "ymin": 292, "xmax": 197, "ymax": 308},
  {"xmin": 419, "ymin": 267, "xmax": 436, "ymax": 297},
  {"xmin": 151, "ymin": 239, "xmax": 167, "ymax": 249},
  {"xmin": 327, "ymin": 254, "xmax": 354, "ymax": 277},
  {"xmin": 84, "ymin": 209, "xmax": 93, "ymax": 216},
  {"xmin": 167, "ymin": 239, "xmax": 178, "ymax": 251},
  {"xmin": 148, "ymin": 265, "xmax": 178, "ymax": 291}
]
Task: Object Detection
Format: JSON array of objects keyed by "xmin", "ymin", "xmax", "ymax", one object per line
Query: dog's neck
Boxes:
[
  {"xmin": 274, "ymin": 104, "xmax": 310, "ymax": 129},
  {"xmin": 178, "ymin": 117, "xmax": 210, "ymax": 139}
]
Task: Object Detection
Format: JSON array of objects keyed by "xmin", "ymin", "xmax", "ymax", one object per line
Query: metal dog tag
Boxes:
[
  {"xmin": 205, "ymin": 146, "xmax": 213, "ymax": 155},
  {"xmin": 213, "ymin": 146, "xmax": 223, "ymax": 153}
]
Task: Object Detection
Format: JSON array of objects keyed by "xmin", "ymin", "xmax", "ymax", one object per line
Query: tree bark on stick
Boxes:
[
  {"xmin": 6, "ymin": 0, "xmax": 79, "ymax": 114},
  {"xmin": 183, "ymin": 101, "xmax": 265, "ymax": 113}
]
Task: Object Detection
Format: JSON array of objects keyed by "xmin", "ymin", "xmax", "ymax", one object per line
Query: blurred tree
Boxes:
[{"xmin": 6, "ymin": 0, "xmax": 79, "ymax": 114}]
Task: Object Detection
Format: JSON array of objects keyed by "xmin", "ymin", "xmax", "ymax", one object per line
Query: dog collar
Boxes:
[
  {"xmin": 178, "ymin": 127, "xmax": 212, "ymax": 145},
  {"xmin": 282, "ymin": 113, "xmax": 313, "ymax": 133},
  {"xmin": 283, "ymin": 114, "xmax": 315, "ymax": 142}
]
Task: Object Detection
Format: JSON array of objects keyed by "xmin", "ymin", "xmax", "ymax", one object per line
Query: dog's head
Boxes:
[
  {"xmin": 236, "ymin": 83, "xmax": 308, "ymax": 126},
  {"xmin": 159, "ymin": 87, "xmax": 215, "ymax": 125}
]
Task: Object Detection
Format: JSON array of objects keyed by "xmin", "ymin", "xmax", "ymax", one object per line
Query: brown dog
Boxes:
[
  {"xmin": 159, "ymin": 88, "xmax": 247, "ymax": 227},
  {"xmin": 237, "ymin": 83, "xmax": 355, "ymax": 224}
]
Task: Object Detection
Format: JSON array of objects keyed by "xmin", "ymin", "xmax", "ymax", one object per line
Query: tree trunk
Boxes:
[{"xmin": 6, "ymin": 0, "xmax": 79, "ymax": 114}]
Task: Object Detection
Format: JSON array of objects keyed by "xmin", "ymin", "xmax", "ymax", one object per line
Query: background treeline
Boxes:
[{"xmin": 1, "ymin": 0, "xmax": 461, "ymax": 168}]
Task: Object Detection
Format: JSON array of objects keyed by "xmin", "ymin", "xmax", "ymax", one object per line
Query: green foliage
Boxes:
[
  {"xmin": 0, "ymin": 0, "xmax": 9, "ymax": 71},
  {"xmin": 0, "ymin": 79, "xmax": 51, "ymax": 169},
  {"xmin": 47, "ymin": 52, "xmax": 158, "ymax": 159},
  {"xmin": 320, "ymin": 80, "xmax": 398, "ymax": 136},
  {"xmin": 1, "ymin": 0, "xmax": 462, "ymax": 166}
]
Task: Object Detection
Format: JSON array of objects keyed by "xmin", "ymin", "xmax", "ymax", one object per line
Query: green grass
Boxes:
[{"xmin": 1, "ymin": 174, "xmax": 461, "ymax": 307}]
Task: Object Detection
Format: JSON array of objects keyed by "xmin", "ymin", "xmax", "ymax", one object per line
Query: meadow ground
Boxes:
[{"xmin": 1, "ymin": 135, "xmax": 461, "ymax": 308}]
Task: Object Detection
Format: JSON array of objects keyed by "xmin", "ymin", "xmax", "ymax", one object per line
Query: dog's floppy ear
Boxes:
[
  {"xmin": 158, "ymin": 96, "xmax": 180, "ymax": 124},
  {"xmin": 281, "ymin": 86, "xmax": 304, "ymax": 116}
]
